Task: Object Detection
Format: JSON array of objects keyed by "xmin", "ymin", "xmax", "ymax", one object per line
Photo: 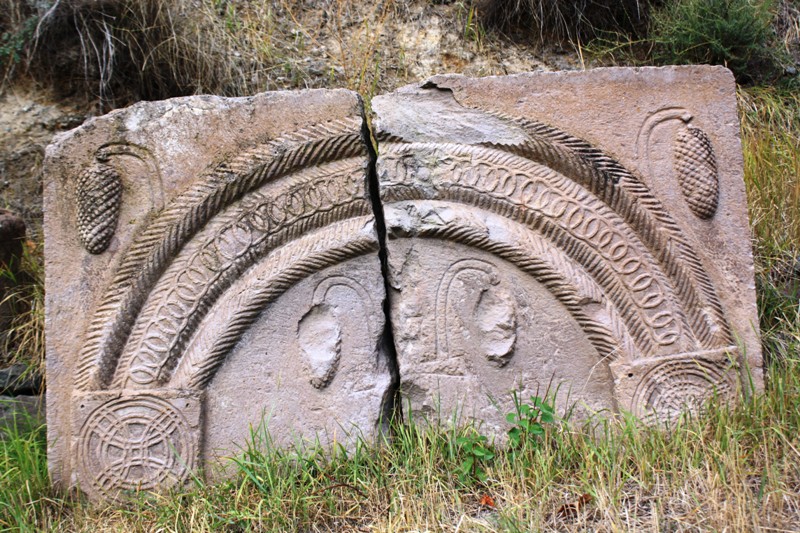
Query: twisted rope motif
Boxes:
[
  {"xmin": 111, "ymin": 161, "xmax": 369, "ymax": 389},
  {"xmin": 169, "ymin": 216, "xmax": 378, "ymax": 389},
  {"xmin": 75, "ymin": 118, "xmax": 365, "ymax": 391},
  {"xmin": 501, "ymin": 118, "xmax": 731, "ymax": 348}
]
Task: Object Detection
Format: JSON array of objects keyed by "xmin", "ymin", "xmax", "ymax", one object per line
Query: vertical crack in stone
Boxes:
[{"xmin": 360, "ymin": 105, "xmax": 402, "ymax": 430}]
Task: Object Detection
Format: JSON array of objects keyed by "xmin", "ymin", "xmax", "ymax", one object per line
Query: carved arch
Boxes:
[
  {"xmin": 74, "ymin": 115, "xmax": 736, "ymax": 404},
  {"xmin": 74, "ymin": 118, "xmax": 366, "ymax": 391},
  {"xmin": 379, "ymin": 137, "xmax": 733, "ymax": 355}
]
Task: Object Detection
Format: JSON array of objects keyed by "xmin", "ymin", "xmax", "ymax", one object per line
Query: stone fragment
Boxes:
[
  {"xmin": 44, "ymin": 90, "xmax": 391, "ymax": 500},
  {"xmin": 0, "ymin": 363, "xmax": 43, "ymax": 395},
  {"xmin": 0, "ymin": 209, "xmax": 27, "ymax": 363},
  {"xmin": 0, "ymin": 209, "xmax": 26, "ymax": 269},
  {"xmin": 0, "ymin": 395, "xmax": 44, "ymax": 433},
  {"xmin": 372, "ymin": 67, "xmax": 761, "ymax": 433}
]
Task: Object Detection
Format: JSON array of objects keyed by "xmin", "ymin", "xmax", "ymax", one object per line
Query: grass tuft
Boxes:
[
  {"xmin": 0, "ymin": 238, "xmax": 44, "ymax": 374},
  {"xmin": 476, "ymin": 0, "xmax": 652, "ymax": 42}
]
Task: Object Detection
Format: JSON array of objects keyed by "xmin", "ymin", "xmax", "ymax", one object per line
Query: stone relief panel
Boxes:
[
  {"xmin": 373, "ymin": 67, "xmax": 759, "ymax": 431},
  {"xmin": 45, "ymin": 90, "xmax": 390, "ymax": 501},
  {"xmin": 46, "ymin": 67, "xmax": 761, "ymax": 501},
  {"xmin": 72, "ymin": 391, "xmax": 201, "ymax": 501}
]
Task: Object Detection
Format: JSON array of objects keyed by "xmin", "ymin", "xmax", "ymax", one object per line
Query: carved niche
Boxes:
[
  {"xmin": 45, "ymin": 91, "xmax": 391, "ymax": 500},
  {"xmin": 372, "ymin": 68, "xmax": 760, "ymax": 433}
]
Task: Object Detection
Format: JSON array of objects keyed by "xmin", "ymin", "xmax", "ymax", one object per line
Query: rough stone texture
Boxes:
[
  {"xmin": 44, "ymin": 90, "xmax": 390, "ymax": 500},
  {"xmin": 372, "ymin": 66, "xmax": 761, "ymax": 431}
]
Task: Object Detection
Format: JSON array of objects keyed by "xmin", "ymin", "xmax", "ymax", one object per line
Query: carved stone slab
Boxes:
[
  {"xmin": 372, "ymin": 66, "xmax": 761, "ymax": 430},
  {"xmin": 45, "ymin": 90, "xmax": 391, "ymax": 500}
]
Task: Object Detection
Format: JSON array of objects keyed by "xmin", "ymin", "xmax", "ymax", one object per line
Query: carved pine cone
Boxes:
[
  {"xmin": 674, "ymin": 125, "xmax": 719, "ymax": 219},
  {"xmin": 76, "ymin": 163, "xmax": 122, "ymax": 254}
]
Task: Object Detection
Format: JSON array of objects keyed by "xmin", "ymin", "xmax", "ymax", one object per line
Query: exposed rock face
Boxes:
[
  {"xmin": 44, "ymin": 90, "xmax": 391, "ymax": 501},
  {"xmin": 45, "ymin": 67, "xmax": 761, "ymax": 501},
  {"xmin": 372, "ymin": 67, "xmax": 761, "ymax": 431}
]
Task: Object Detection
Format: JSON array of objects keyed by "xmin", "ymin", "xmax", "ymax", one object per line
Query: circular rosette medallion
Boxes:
[
  {"xmin": 633, "ymin": 357, "xmax": 737, "ymax": 422},
  {"xmin": 77, "ymin": 395, "xmax": 195, "ymax": 499}
]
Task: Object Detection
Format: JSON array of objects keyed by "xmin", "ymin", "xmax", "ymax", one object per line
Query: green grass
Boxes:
[
  {"xmin": 0, "ymin": 418, "xmax": 56, "ymax": 532},
  {"xmin": 1, "ymin": 6, "xmax": 799, "ymax": 529},
  {"xmin": 2, "ymin": 353, "xmax": 799, "ymax": 530},
  {"xmin": 740, "ymin": 86, "xmax": 800, "ymax": 367}
]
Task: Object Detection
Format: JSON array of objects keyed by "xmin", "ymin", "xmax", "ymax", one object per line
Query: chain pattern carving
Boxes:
[
  {"xmin": 391, "ymin": 200, "xmax": 638, "ymax": 362},
  {"xmin": 168, "ymin": 216, "xmax": 378, "ymax": 389},
  {"xmin": 382, "ymin": 144, "xmax": 687, "ymax": 356},
  {"xmin": 381, "ymin": 116, "xmax": 733, "ymax": 353},
  {"xmin": 74, "ymin": 118, "xmax": 365, "ymax": 391},
  {"xmin": 114, "ymin": 161, "xmax": 369, "ymax": 388},
  {"xmin": 487, "ymin": 115, "xmax": 731, "ymax": 349}
]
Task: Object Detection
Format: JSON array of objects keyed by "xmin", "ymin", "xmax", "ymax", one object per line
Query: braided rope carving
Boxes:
[
  {"xmin": 390, "ymin": 201, "xmax": 637, "ymax": 362},
  {"xmin": 111, "ymin": 161, "xmax": 370, "ymax": 389},
  {"xmin": 169, "ymin": 216, "xmax": 378, "ymax": 389},
  {"xmin": 75, "ymin": 118, "xmax": 365, "ymax": 391},
  {"xmin": 500, "ymin": 118, "xmax": 731, "ymax": 348},
  {"xmin": 378, "ymin": 112, "xmax": 732, "ymax": 352},
  {"xmin": 381, "ymin": 142, "xmax": 694, "ymax": 356}
]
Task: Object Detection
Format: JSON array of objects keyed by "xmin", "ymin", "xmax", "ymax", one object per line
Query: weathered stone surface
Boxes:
[
  {"xmin": 46, "ymin": 67, "xmax": 764, "ymax": 501},
  {"xmin": 45, "ymin": 90, "xmax": 390, "ymax": 500},
  {"xmin": 372, "ymin": 67, "xmax": 761, "ymax": 431}
]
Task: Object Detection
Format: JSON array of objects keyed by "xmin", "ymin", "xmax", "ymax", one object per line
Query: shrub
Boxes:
[
  {"xmin": 476, "ymin": 0, "xmax": 654, "ymax": 41},
  {"xmin": 0, "ymin": 0, "xmax": 38, "ymax": 83},
  {"xmin": 651, "ymin": 0, "xmax": 776, "ymax": 81}
]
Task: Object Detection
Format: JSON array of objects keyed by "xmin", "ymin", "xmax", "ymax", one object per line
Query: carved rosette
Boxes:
[
  {"xmin": 73, "ymin": 392, "xmax": 201, "ymax": 501},
  {"xmin": 624, "ymin": 353, "xmax": 738, "ymax": 422},
  {"xmin": 65, "ymin": 113, "xmax": 381, "ymax": 502},
  {"xmin": 76, "ymin": 163, "xmax": 123, "ymax": 254},
  {"xmin": 674, "ymin": 125, "xmax": 720, "ymax": 219}
]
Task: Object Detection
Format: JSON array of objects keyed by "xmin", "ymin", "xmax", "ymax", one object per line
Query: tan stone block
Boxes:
[
  {"xmin": 372, "ymin": 66, "xmax": 760, "ymax": 430},
  {"xmin": 45, "ymin": 90, "xmax": 390, "ymax": 500}
]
